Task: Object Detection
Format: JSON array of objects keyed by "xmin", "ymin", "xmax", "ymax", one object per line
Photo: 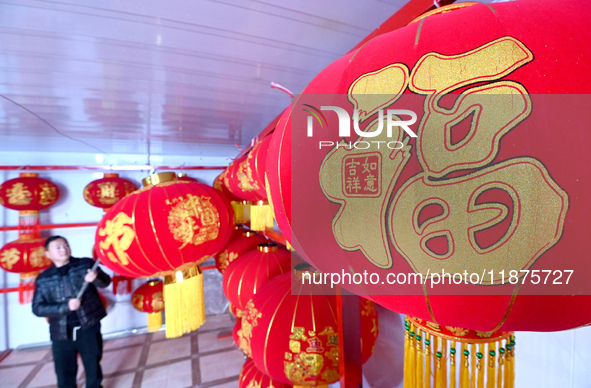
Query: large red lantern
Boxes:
[
  {"xmin": 95, "ymin": 172, "xmax": 234, "ymax": 337},
  {"xmin": 268, "ymin": 1, "xmax": 591, "ymax": 385},
  {"xmin": 131, "ymin": 280, "xmax": 164, "ymax": 332},
  {"xmin": 242, "ymin": 271, "xmax": 378, "ymax": 386},
  {"xmin": 83, "ymin": 173, "xmax": 137, "ymax": 211},
  {"xmin": 214, "ymin": 226, "xmax": 268, "ymax": 274},
  {"xmin": 239, "ymin": 358, "xmax": 292, "ymax": 388},
  {"xmin": 222, "ymin": 243, "xmax": 292, "ymax": 315}
]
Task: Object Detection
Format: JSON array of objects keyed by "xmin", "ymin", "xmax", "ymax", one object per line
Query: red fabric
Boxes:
[
  {"xmin": 83, "ymin": 173, "xmax": 137, "ymax": 210},
  {"xmin": 0, "ymin": 237, "xmax": 50, "ymax": 275},
  {"xmin": 95, "ymin": 180, "xmax": 234, "ymax": 277},
  {"xmin": 214, "ymin": 227, "xmax": 268, "ymax": 274},
  {"xmin": 268, "ymin": 0, "xmax": 591, "ymax": 331},
  {"xmin": 0, "ymin": 173, "xmax": 59, "ymax": 211},
  {"xmin": 131, "ymin": 280, "xmax": 164, "ymax": 313},
  {"xmin": 244, "ymin": 272, "xmax": 379, "ymax": 386},
  {"xmin": 239, "ymin": 358, "xmax": 292, "ymax": 388}
]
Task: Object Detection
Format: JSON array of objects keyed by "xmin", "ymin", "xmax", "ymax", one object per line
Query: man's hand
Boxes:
[
  {"xmin": 68, "ymin": 298, "xmax": 81, "ymax": 311},
  {"xmin": 84, "ymin": 269, "xmax": 98, "ymax": 283}
]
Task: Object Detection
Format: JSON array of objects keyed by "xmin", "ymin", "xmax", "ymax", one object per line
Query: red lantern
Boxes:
[
  {"xmin": 222, "ymin": 243, "xmax": 292, "ymax": 315},
  {"xmin": 83, "ymin": 173, "xmax": 137, "ymax": 211},
  {"xmin": 131, "ymin": 280, "xmax": 164, "ymax": 332},
  {"xmin": 214, "ymin": 226, "xmax": 268, "ymax": 274},
  {"xmin": 0, "ymin": 173, "xmax": 59, "ymax": 212},
  {"xmin": 214, "ymin": 169, "xmax": 249, "ymax": 224},
  {"xmin": 233, "ymin": 318, "xmax": 247, "ymax": 354},
  {"xmin": 242, "ymin": 272, "xmax": 378, "ymax": 386},
  {"xmin": 0, "ymin": 237, "xmax": 51, "ymax": 303},
  {"xmin": 239, "ymin": 358, "xmax": 292, "ymax": 388},
  {"xmin": 95, "ymin": 172, "xmax": 235, "ymax": 337},
  {"xmin": 270, "ymin": 0, "xmax": 591, "ymax": 333}
]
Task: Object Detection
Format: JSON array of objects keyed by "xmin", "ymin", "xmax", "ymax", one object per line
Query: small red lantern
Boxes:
[
  {"xmin": 95, "ymin": 172, "xmax": 235, "ymax": 337},
  {"xmin": 239, "ymin": 358, "xmax": 292, "ymax": 388},
  {"xmin": 83, "ymin": 173, "xmax": 137, "ymax": 211},
  {"xmin": 131, "ymin": 280, "xmax": 164, "ymax": 332},
  {"xmin": 214, "ymin": 169, "xmax": 250, "ymax": 224},
  {"xmin": 242, "ymin": 272, "xmax": 378, "ymax": 386},
  {"xmin": 214, "ymin": 226, "xmax": 268, "ymax": 274},
  {"xmin": 0, "ymin": 236, "xmax": 52, "ymax": 303},
  {"xmin": 222, "ymin": 243, "xmax": 292, "ymax": 315},
  {"xmin": 0, "ymin": 173, "xmax": 59, "ymax": 212}
]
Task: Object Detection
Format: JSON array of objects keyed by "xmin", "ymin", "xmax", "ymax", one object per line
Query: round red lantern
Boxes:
[
  {"xmin": 239, "ymin": 358, "xmax": 292, "ymax": 388},
  {"xmin": 242, "ymin": 271, "xmax": 378, "ymax": 386},
  {"xmin": 0, "ymin": 173, "xmax": 59, "ymax": 212},
  {"xmin": 83, "ymin": 173, "xmax": 137, "ymax": 211},
  {"xmin": 269, "ymin": 0, "xmax": 591, "ymax": 336},
  {"xmin": 95, "ymin": 172, "xmax": 235, "ymax": 337},
  {"xmin": 0, "ymin": 237, "xmax": 51, "ymax": 278},
  {"xmin": 214, "ymin": 226, "xmax": 268, "ymax": 274},
  {"xmin": 222, "ymin": 243, "xmax": 292, "ymax": 316},
  {"xmin": 132, "ymin": 280, "xmax": 164, "ymax": 332}
]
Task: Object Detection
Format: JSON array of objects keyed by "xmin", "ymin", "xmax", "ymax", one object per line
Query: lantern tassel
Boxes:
[
  {"xmin": 424, "ymin": 334, "xmax": 432, "ymax": 388},
  {"xmin": 450, "ymin": 342, "xmax": 456, "ymax": 388},
  {"xmin": 232, "ymin": 200, "xmax": 250, "ymax": 224},
  {"xmin": 250, "ymin": 201, "xmax": 274, "ymax": 231},
  {"xmin": 163, "ymin": 266, "xmax": 205, "ymax": 338},
  {"xmin": 147, "ymin": 311, "xmax": 162, "ymax": 332}
]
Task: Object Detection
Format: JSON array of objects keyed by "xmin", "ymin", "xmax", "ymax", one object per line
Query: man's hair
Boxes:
[{"xmin": 44, "ymin": 235, "xmax": 68, "ymax": 251}]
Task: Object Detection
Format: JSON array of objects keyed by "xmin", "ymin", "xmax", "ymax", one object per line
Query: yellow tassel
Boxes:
[
  {"xmin": 487, "ymin": 345, "xmax": 496, "ymax": 388},
  {"xmin": 417, "ymin": 332, "xmax": 424, "ymax": 388},
  {"xmin": 404, "ymin": 323, "xmax": 411, "ymax": 388},
  {"xmin": 231, "ymin": 200, "xmax": 250, "ymax": 224},
  {"xmin": 461, "ymin": 343, "xmax": 469, "ymax": 388},
  {"xmin": 477, "ymin": 343, "xmax": 484, "ymax": 388},
  {"xmin": 423, "ymin": 334, "xmax": 433, "ymax": 388},
  {"xmin": 408, "ymin": 328, "xmax": 417, "ymax": 388},
  {"xmin": 497, "ymin": 345, "xmax": 505, "ymax": 388},
  {"xmin": 506, "ymin": 342, "xmax": 515, "ymax": 388},
  {"xmin": 450, "ymin": 342, "xmax": 456, "ymax": 388},
  {"xmin": 163, "ymin": 267, "xmax": 205, "ymax": 338},
  {"xmin": 147, "ymin": 311, "xmax": 162, "ymax": 332},
  {"xmin": 471, "ymin": 345, "xmax": 477, "ymax": 388},
  {"xmin": 440, "ymin": 339, "xmax": 448, "ymax": 388},
  {"xmin": 250, "ymin": 201, "xmax": 274, "ymax": 231}
]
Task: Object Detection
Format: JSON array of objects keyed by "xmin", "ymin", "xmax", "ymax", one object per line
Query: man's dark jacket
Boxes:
[{"xmin": 32, "ymin": 257, "xmax": 111, "ymax": 341}]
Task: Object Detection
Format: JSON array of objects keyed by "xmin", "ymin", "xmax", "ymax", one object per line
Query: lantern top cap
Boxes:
[
  {"xmin": 242, "ymin": 231, "xmax": 257, "ymax": 238},
  {"xmin": 142, "ymin": 172, "xmax": 177, "ymax": 187},
  {"xmin": 19, "ymin": 172, "xmax": 38, "ymax": 178},
  {"xmin": 258, "ymin": 243, "xmax": 278, "ymax": 253},
  {"xmin": 103, "ymin": 173, "xmax": 119, "ymax": 178}
]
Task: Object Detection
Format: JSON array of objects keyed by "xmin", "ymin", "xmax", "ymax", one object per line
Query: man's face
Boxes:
[{"xmin": 45, "ymin": 238, "xmax": 71, "ymax": 267}]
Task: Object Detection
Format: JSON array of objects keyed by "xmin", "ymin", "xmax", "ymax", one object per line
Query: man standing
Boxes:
[{"xmin": 32, "ymin": 236, "xmax": 111, "ymax": 388}]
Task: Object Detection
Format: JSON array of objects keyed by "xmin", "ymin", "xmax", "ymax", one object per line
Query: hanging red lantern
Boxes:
[
  {"xmin": 131, "ymin": 280, "xmax": 164, "ymax": 332},
  {"xmin": 214, "ymin": 226, "xmax": 268, "ymax": 274},
  {"xmin": 233, "ymin": 318, "xmax": 246, "ymax": 353},
  {"xmin": 0, "ymin": 236, "xmax": 51, "ymax": 303},
  {"xmin": 239, "ymin": 358, "xmax": 292, "ymax": 388},
  {"xmin": 0, "ymin": 173, "xmax": 59, "ymax": 212},
  {"xmin": 242, "ymin": 271, "xmax": 378, "ymax": 386},
  {"xmin": 216, "ymin": 168, "xmax": 250, "ymax": 224},
  {"xmin": 222, "ymin": 243, "xmax": 292, "ymax": 316},
  {"xmin": 83, "ymin": 173, "xmax": 137, "ymax": 211},
  {"xmin": 95, "ymin": 172, "xmax": 235, "ymax": 337},
  {"xmin": 268, "ymin": 1, "xmax": 591, "ymax": 385}
]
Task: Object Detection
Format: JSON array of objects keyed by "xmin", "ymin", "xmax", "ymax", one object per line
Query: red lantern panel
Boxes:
[
  {"xmin": 222, "ymin": 243, "xmax": 292, "ymax": 311},
  {"xmin": 243, "ymin": 272, "xmax": 378, "ymax": 386},
  {"xmin": 224, "ymin": 154, "xmax": 265, "ymax": 202},
  {"xmin": 83, "ymin": 173, "xmax": 137, "ymax": 209},
  {"xmin": 214, "ymin": 227, "xmax": 268, "ymax": 274},
  {"xmin": 131, "ymin": 280, "xmax": 164, "ymax": 313},
  {"xmin": 0, "ymin": 237, "xmax": 51, "ymax": 276},
  {"xmin": 0, "ymin": 173, "xmax": 59, "ymax": 211},
  {"xmin": 239, "ymin": 358, "xmax": 292, "ymax": 388},
  {"xmin": 95, "ymin": 176, "xmax": 234, "ymax": 278}
]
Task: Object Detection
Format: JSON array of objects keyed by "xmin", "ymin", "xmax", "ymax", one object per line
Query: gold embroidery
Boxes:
[
  {"xmin": 39, "ymin": 183, "xmax": 57, "ymax": 206},
  {"xmin": 284, "ymin": 353, "xmax": 325, "ymax": 385},
  {"xmin": 290, "ymin": 327, "xmax": 308, "ymax": 341},
  {"xmin": 0, "ymin": 248, "xmax": 20, "ymax": 270},
  {"xmin": 29, "ymin": 247, "xmax": 49, "ymax": 268},
  {"xmin": 97, "ymin": 182, "xmax": 120, "ymax": 205},
  {"xmin": 7, "ymin": 183, "xmax": 32, "ymax": 205},
  {"xmin": 98, "ymin": 213, "xmax": 135, "ymax": 266},
  {"xmin": 289, "ymin": 340, "xmax": 301, "ymax": 354},
  {"xmin": 152, "ymin": 291, "xmax": 164, "ymax": 310},
  {"xmin": 132, "ymin": 294, "xmax": 144, "ymax": 310},
  {"xmin": 167, "ymin": 195, "xmax": 220, "ymax": 249},
  {"xmin": 446, "ymin": 327, "xmax": 469, "ymax": 337}
]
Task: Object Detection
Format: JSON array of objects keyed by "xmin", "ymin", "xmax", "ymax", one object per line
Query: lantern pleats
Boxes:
[
  {"xmin": 404, "ymin": 317, "xmax": 515, "ymax": 388},
  {"xmin": 163, "ymin": 266, "xmax": 205, "ymax": 338}
]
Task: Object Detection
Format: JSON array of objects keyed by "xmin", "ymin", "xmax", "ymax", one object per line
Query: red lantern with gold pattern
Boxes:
[
  {"xmin": 95, "ymin": 172, "xmax": 234, "ymax": 338},
  {"xmin": 132, "ymin": 280, "xmax": 164, "ymax": 332},
  {"xmin": 83, "ymin": 173, "xmax": 137, "ymax": 211},
  {"xmin": 222, "ymin": 243, "xmax": 291, "ymax": 315},
  {"xmin": 239, "ymin": 358, "xmax": 292, "ymax": 388},
  {"xmin": 0, "ymin": 173, "xmax": 59, "ymax": 212},
  {"xmin": 0, "ymin": 237, "xmax": 51, "ymax": 278},
  {"xmin": 269, "ymin": 0, "xmax": 591, "ymax": 339},
  {"xmin": 225, "ymin": 154, "xmax": 264, "ymax": 203},
  {"xmin": 214, "ymin": 226, "xmax": 268, "ymax": 274},
  {"xmin": 242, "ymin": 272, "xmax": 378, "ymax": 386}
]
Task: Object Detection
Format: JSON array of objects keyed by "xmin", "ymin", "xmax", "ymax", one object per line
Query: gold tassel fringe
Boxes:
[
  {"xmin": 250, "ymin": 201, "xmax": 274, "ymax": 231},
  {"xmin": 147, "ymin": 311, "xmax": 162, "ymax": 332},
  {"xmin": 405, "ymin": 317, "xmax": 515, "ymax": 388},
  {"xmin": 231, "ymin": 200, "xmax": 250, "ymax": 224},
  {"xmin": 163, "ymin": 266, "xmax": 206, "ymax": 338}
]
